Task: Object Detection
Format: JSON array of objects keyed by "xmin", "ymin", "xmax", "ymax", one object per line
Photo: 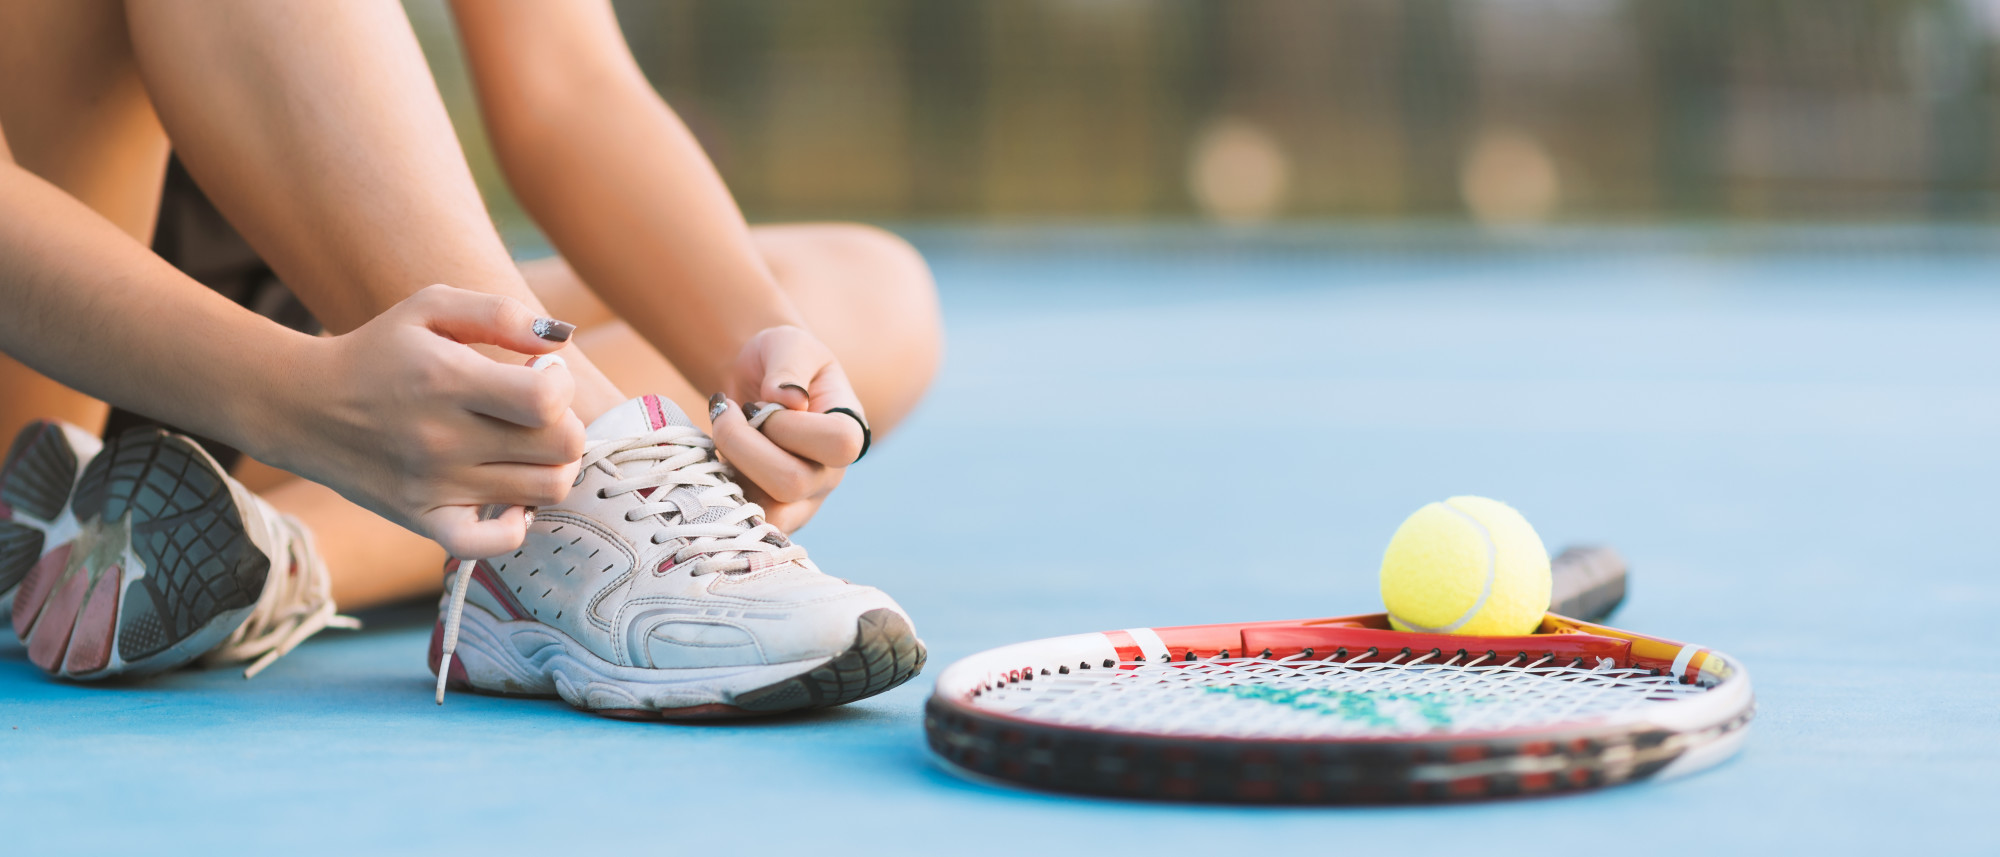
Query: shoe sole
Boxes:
[
  {"xmin": 430, "ymin": 605, "xmax": 927, "ymax": 720},
  {"xmin": 10, "ymin": 429, "xmax": 268, "ymax": 679},
  {"xmin": 1, "ymin": 422, "xmax": 89, "ymax": 624}
]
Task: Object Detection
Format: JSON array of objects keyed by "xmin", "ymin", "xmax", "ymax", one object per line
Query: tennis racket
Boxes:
[{"xmin": 924, "ymin": 545, "xmax": 1751, "ymax": 803}]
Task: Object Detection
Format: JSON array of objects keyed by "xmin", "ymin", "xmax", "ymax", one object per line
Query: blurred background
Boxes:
[{"xmin": 407, "ymin": 0, "xmax": 2000, "ymax": 242}]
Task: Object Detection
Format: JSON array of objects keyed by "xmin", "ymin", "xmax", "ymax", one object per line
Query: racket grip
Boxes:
[{"xmin": 1549, "ymin": 544, "xmax": 1626, "ymax": 622}]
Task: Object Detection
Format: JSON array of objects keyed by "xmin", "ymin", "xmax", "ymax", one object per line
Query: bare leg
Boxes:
[
  {"xmin": 272, "ymin": 477, "xmax": 446, "ymax": 609},
  {"xmin": 123, "ymin": 1, "xmax": 626, "ymax": 421}
]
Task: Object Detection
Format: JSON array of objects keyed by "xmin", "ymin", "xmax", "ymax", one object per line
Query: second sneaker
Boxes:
[{"xmin": 7, "ymin": 424, "xmax": 355, "ymax": 679}]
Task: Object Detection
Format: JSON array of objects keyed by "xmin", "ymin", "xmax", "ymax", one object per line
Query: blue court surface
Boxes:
[{"xmin": 4, "ymin": 227, "xmax": 1995, "ymax": 855}]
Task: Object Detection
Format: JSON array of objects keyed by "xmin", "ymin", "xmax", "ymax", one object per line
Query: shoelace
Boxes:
[
  {"xmin": 586, "ymin": 424, "xmax": 804, "ymax": 575},
  {"xmin": 206, "ymin": 510, "xmax": 361, "ymax": 679},
  {"xmin": 433, "ymin": 424, "xmax": 803, "ymax": 704}
]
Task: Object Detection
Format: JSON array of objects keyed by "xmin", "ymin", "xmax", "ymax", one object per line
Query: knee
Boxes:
[
  {"xmin": 767, "ymin": 222, "xmax": 942, "ymax": 349},
  {"xmin": 814, "ymin": 223, "xmax": 936, "ymax": 308},
  {"xmin": 835, "ymin": 223, "xmax": 943, "ymax": 375}
]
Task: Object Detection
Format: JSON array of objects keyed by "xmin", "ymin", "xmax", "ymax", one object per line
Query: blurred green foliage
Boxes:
[{"xmin": 407, "ymin": 0, "xmax": 2000, "ymax": 231}]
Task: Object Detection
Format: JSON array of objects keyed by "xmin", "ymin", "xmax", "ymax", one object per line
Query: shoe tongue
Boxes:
[{"xmin": 586, "ymin": 395, "xmax": 694, "ymax": 442}]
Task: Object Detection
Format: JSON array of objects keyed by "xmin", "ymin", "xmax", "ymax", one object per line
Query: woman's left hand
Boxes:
[{"xmin": 707, "ymin": 325, "xmax": 868, "ymax": 533}]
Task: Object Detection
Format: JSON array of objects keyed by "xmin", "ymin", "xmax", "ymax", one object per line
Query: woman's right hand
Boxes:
[{"xmin": 258, "ymin": 284, "xmax": 587, "ymax": 559}]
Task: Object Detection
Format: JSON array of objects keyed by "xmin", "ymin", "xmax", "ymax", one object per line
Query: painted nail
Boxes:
[
  {"xmin": 779, "ymin": 383, "xmax": 808, "ymax": 397},
  {"xmin": 531, "ymin": 317, "xmax": 576, "ymax": 343},
  {"xmin": 523, "ymin": 509, "xmax": 536, "ymax": 527},
  {"xmin": 707, "ymin": 392, "xmax": 731, "ymax": 421}
]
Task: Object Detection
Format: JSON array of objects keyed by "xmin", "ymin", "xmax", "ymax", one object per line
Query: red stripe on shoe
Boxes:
[
  {"xmin": 426, "ymin": 619, "xmax": 472, "ymax": 687},
  {"xmin": 634, "ymin": 395, "xmax": 676, "ymax": 499},
  {"xmin": 61, "ymin": 564, "xmax": 122, "ymax": 675},
  {"xmin": 12, "ymin": 542, "xmax": 72, "ymax": 638},
  {"xmin": 26, "ymin": 567, "xmax": 89, "ymax": 672},
  {"xmin": 473, "ymin": 560, "xmax": 535, "ymax": 621}
]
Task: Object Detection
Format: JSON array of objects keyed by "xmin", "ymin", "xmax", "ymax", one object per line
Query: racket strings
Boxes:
[{"xmin": 975, "ymin": 656, "xmax": 1709, "ymax": 739}]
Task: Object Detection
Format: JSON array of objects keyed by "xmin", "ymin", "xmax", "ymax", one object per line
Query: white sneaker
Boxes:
[
  {"xmin": 8, "ymin": 426, "xmax": 355, "ymax": 679},
  {"xmin": 429, "ymin": 394, "xmax": 925, "ymax": 719}
]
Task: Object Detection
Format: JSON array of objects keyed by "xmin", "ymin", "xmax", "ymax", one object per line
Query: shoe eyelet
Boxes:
[{"xmin": 596, "ymin": 489, "xmax": 608, "ymax": 500}]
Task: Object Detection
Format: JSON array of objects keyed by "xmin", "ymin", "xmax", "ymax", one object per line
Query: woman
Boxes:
[{"xmin": 1, "ymin": 0, "xmax": 939, "ymax": 716}]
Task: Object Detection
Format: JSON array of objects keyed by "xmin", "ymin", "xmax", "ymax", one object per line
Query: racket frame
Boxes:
[{"xmin": 926, "ymin": 612, "xmax": 1753, "ymax": 803}]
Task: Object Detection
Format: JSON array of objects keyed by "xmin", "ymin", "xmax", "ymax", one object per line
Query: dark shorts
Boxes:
[{"xmin": 103, "ymin": 156, "xmax": 319, "ymax": 470}]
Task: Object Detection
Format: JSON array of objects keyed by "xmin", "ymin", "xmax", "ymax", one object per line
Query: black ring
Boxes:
[{"xmin": 825, "ymin": 407, "xmax": 871, "ymax": 463}]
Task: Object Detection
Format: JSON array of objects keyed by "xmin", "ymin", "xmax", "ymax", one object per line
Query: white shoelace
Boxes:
[
  {"xmin": 433, "ymin": 424, "xmax": 803, "ymax": 704},
  {"xmin": 206, "ymin": 511, "xmax": 361, "ymax": 679},
  {"xmin": 585, "ymin": 424, "xmax": 805, "ymax": 574}
]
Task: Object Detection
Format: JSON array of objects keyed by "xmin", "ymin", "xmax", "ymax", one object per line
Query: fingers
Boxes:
[
  {"xmin": 734, "ymin": 327, "xmax": 865, "ymax": 467},
  {"xmin": 455, "ymin": 354, "xmax": 579, "ymax": 430},
  {"xmin": 455, "ymin": 418, "xmax": 587, "ymax": 467},
  {"xmin": 457, "ymin": 461, "xmax": 580, "ymax": 509},
  {"xmin": 406, "ymin": 283, "xmax": 575, "ymax": 355},
  {"xmin": 416, "ymin": 422, "xmax": 580, "ymax": 559},
  {"xmin": 756, "ymin": 409, "xmax": 864, "ymax": 467},
  {"xmin": 752, "ymin": 327, "xmax": 826, "ymax": 410},
  {"xmin": 424, "ymin": 504, "xmax": 535, "ymax": 560},
  {"xmin": 710, "ymin": 399, "xmax": 838, "ymax": 504},
  {"xmin": 442, "ymin": 352, "xmax": 583, "ymax": 465}
]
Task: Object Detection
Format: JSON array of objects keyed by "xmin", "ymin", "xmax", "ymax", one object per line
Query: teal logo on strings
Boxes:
[{"xmin": 1205, "ymin": 685, "xmax": 1489, "ymax": 730}]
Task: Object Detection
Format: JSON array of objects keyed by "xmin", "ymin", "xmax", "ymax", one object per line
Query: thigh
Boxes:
[
  {"xmin": 0, "ymin": 0, "xmax": 170, "ymax": 241},
  {"xmin": 521, "ymin": 222, "xmax": 941, "ymax": 435}
]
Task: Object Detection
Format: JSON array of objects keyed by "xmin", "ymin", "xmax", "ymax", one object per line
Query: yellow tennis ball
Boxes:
[{"xmin": 1380, "ymin": 496, "xmax": 1552, "ymax": 636}]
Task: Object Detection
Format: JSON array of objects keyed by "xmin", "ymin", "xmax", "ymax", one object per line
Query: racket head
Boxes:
[{"xmin": 925, "ymin": 612, "xmax": 1752, "ymax": 803}]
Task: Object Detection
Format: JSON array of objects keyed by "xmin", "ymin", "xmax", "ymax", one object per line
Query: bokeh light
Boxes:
[
  {"xmin": 1189, "ymin": 118, "xmax": 1291, "ymax": 223},
  {"xmin": 1461, "ymin": 128, "xmax": 1561, "ymax": 227}
]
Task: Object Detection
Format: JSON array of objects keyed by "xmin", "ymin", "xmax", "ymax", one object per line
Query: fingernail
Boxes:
[
  {"xmin": 779, "ymin": 383, "xmax": 808, "ymax": 396},
  {"xmin": 525, "ymin": 354, "xmax": 567, "ymax": 371},
  {"xmin": 532, "ymin": 317, "xmax": 576, "ymax": 343},
  {"xmin": 707, "ymin": 392, "xmax": 731, "ymax": 421},
  {"xmin": 523, "ymin": 509, "xmax": 536, "ymax": 527}
]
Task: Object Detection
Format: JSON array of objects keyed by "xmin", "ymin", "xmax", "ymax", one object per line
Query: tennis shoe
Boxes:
[
  {"xmin": 429, "ymin": 394, "xmax": 925, "ymax": 718},
  {"xmin": 8, "ymin": 426, "xmax": 356, "ymax": 679}
]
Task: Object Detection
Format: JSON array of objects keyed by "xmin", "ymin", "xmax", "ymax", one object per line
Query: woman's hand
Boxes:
[
  {"xmin": 261, "ymin": 284, "xmax": 587, "ymax": 558},
  {"xmin": 707, "ymin": 325, "xmax": 867, "ymax": 533}
]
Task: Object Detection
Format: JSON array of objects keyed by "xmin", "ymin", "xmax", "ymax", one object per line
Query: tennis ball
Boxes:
[{"xmin": 1379, "ymin": 496, "xmax": 1551, "ymax": 636}]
